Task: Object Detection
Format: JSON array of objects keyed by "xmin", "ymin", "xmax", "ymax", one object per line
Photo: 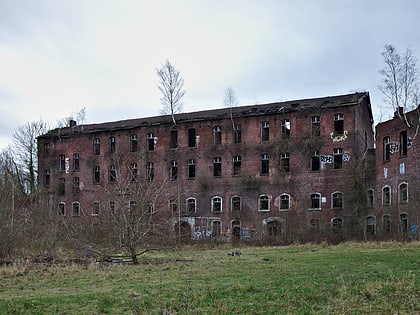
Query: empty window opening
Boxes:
[
  {"xmin": 399, "ymin": 182, "xmax": 408, "ymax": 203},
  {"xmin": 73, "ymin": 153, "xmax": 80, "ymax": 171},
  {"xmin": 311, "ymin": 151, "xmax": 320, "ymax": 171},
  {"xmin": 232, "ymin": 221, "xmax": 241, "ymax": 239},
  {"xmin": 93, "ymin": 138, "xmax": 100, "ymax": 155},
  {"xmin": 109, "ymin": 136, "xmax": 116, "ymax": 153},
  {"xmin": 213, "ymin": 157, "xmax": 222, "ymax": 177},
  {"xmin": 212, "ymin": 196, "xmax": 222, "ymax": 213},
  {"xmin": 400, "ymin": 213, "xmax": 408, "ymax": 234},
  {"xmin": 234, "ymin": 124, "xmax": 242, "ymax": 143},
  {"xmin": 280, "ymin": 153, "xmax": 290, "ymax": 173},
  {"xmin": 188, "ymin": 128, "xmax": 196, "ymax": 147},
  {"xmin": 109, "ymin": 201, "xmax": 115, "ymax": 214},
  {"xmin": 213, "ymin": 126, "xmax": 221, "ymax": 145},
  {"xmin": 367, "ymin": 189, "xmax": 374, "ymax": 208},
  {"xmin": 44, "ymin": 170, "xmax": 50, "ymax": 186},
  {"xmin": 147, "ymin": 133, "xmax": 155, "ymax": 150},
  {"xmin": 72, "ymin": 202, "xmax": 80, "ymax": 217},
  {"xmin": 109, "ymin": 165, "xmax": 117, "ymax": 183},
  {"xmin": 169, "ymin": 199, "xmax": 178, "ymax": 215},
  {"xmin": 333, "ymin": 148, "xmax": 343, "ymax": 169},
  {"xmin": 130, "ymin": 163, "xmax": 138, "ymax": 181},
  {"xmin": 383, "ymin": 215, "xmax": 391, "ymax": 234},
  {"xmin": 400, "ymin": 131, "xmax": 408, "ymax": 157},
  {"xmin": 331, "ymin": 218, "xmax": 343, "ymax": 233},
  {"xmin": 333, "ymin": 113, "xmax": 344, "ymax": 135},
  {"xmin": 311, "ymin": 116, "xmax": 321, "ymax": 136},
  {"xmin": 280, "ymin": 194, "xmax": 290, "ymax": 210},
  {"xmin": 212, "ymin": 220, "xmax": 222, "ymax": 237},
  {"xmin": 383, "ymin": 137, "xmax": 391, "ymax": 162},
  {"xmin": 147, "ymin": 162, "xmax": 154, "ymax": 181},
  {"xmin": 130, "ymin": 134, "xmax": 138, "ymax": 152},
  {"xmin": 233, "ymin": 155, "xmax": 241, "ymax": 175},
  {"xmin": 261, "ymin": 121, "xmax": 269, "ymax": 141},
  {"xmin": 44, "ymin": 143, "xmax": 50, "ymax": 159},
  {"xmin": 170, "ymin": 130, "xmax": 178, "ymax": 148},
  {"xmin": 382, "ymin": 186, "xmax": 391, "ymax": 205},
  {"xmin": 260, "ymin": 153, "xmax": 269, "ymax": 175},
  {"xmin": 59, "ymin": 154, "xmax": 66, "ymax": 172},
  {"xmin": 58, "ymin": 178, "xmax": 65, "ymax": 196},
  {"xmin": 93, "ymin": 166, "xmax": 100, "ymax": 184},
  {"xmin": 281, "ymin": 119, "xmax": 290, "ymax": 139},
  {"xmin": 73, "ymin": 177, "xmax": 80, "ymax": 195},
  {"xmin": 267, "ymin": 220, "xmax": 282, "ymax": 237},
  {"xmin": 93, "ymin": 201, "xmax": 100, "ymax": 216},
  {"xmin": 310, "ymin": 193, "xmax": 321, "ymax": 210},
  {"xmin": 310, "ymin": 218, "xmax": 320, "ymax": 230},
  {"xmin": 332, "ymin": 192, "xmax": 343, "ymax": 209},
  {"xmin": 58, "ymin": 202, "xmax": 66, "ymax": 217},
  {"xmin": 258, "ymin": 195, "xmax": 270, "ymax": 212},
  {"xmin": 170, "ymin": 160, "xmax": 178, "ymax": 180},
  {"xmin": 366, "ymin": 216, "xmax": 375, "ymax": 235},
  {"xmin": 188, "ymin": 159, "xmax": 196, "ymax": 179}
]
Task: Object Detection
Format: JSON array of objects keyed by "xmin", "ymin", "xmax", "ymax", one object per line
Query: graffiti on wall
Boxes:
[
  {"xmin": 330, "ymin": 130, "xmax": 348, "ymax": 142},
  {"xmin": 390, "ymin": 137, "xmax": 414, "ymax": 154},
  {"xmin": 319, "ymin": 153, "xmax": 350, "ymax": 164}
]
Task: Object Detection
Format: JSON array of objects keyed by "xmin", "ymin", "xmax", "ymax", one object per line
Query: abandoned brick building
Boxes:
[
  {"xmin": 38, "ymin": 92, "xmax": 383, "ymax": 243},
  {"xmin": 374, "ymin": 106, "xmax": 420, "ymax": 239}
]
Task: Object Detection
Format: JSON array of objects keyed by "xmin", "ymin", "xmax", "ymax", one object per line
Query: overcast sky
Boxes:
[{"xmin": 1, "ymin": 0, "xmax": 419, "ymax": 150}]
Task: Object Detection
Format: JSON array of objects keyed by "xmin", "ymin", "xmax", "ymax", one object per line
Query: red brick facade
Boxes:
[{"xmin": 38, "ymin": 92, "xmax": 377, "ymax": 243}]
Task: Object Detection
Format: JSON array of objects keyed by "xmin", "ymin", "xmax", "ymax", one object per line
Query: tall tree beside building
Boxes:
[
  {"xmin": 157, "ymin": 59, "xmax": 185, "ymax": 124},
  {"xmin": 378, "ymin": 44, "xmax": 419, "ymax": 121}
]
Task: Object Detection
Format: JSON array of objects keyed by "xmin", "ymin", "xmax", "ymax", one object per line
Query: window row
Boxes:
[{"xmin": 378, "ymin": 182, "xmax": 408, "ymax": 206}]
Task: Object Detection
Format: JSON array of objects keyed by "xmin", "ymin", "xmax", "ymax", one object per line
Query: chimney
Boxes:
[{"xmin": 69, "ymin": 120, "xmax": 77, "ymax": 127}]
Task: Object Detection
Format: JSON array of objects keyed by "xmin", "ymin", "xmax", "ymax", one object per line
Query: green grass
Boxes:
[{"xmin": 0, "ymin": 242, "xmax": 420, "ymax": 314}]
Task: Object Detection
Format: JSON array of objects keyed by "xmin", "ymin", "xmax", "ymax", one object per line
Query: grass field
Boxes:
[{"xmin": 0, "ymin": 242, "xmax": 419, "ymax": 314}]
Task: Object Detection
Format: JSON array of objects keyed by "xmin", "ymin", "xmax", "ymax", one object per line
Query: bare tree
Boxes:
[
  {"xmin": 56, "ymin": 106, "xmax": 87, "ymax": 128},
  {"xmin": 224, "ymin": 86, "xmax": 240, "ymax": 136},
  {"xmin": 12, "ymin": 120, "xmax": 48, "ymax": 196},
  {"xmin": 379, "ymin": 44, "xmax": 419, "ymax": 122},
  {"xmin": 157, "ymin": 60, "xmax": 185, "ymax": 124}
]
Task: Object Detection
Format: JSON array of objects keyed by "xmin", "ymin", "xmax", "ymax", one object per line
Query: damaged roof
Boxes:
[{"xmin": 39, "ymin": 92, "xmax": 371, "ymax": 138}]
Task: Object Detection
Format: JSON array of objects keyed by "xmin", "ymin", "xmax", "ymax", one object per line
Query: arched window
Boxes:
[
  {"xmin": 366, "ymin": 216, "xmax": 375, "ymax": 235},
  {"xmin": 383, "ymin": 214, "xmax": 391, "ymax": 234},
  {"xmin": 382, "ymin": 186, "xmax": 391, "ymax": 205},
  {"xmin": 331, "ymin": 192, "xmax": 343, "ymax": 209},
  {"xmin": 331, "ymin": 217, "xmax": 343, "ymax": 233},
  {"xmin": 213, "ymin": 126, "xmax": 221, "ymax": 145},
  {"xmin": 58, "ymin": 202, "xmax": 66, "ymax": 216},
  {"xmin": 400, "ymin": 213, "xmax": 408, "ymax": 234},
  {"xmin": 211, "ymin": 196, "xmax": 222, "ymax": 213},
  {"xmin": 258, "ymin": 195, "xmax": 270, "ymax": 212},
  {"xmin": 72, "ymin": 202, "xmax": 80, "ymax": 217},
  {"xmin": 186, "ymin": 197, "xmax": 196, "ymax": 214},
  {"xmin": 279, "ymin": 194, "xmax": 290, "ymax": 210},
  {"xmin": 309, "ymin": 193, "xmax": 321, "ymax": 210},
  {"xmin": 383, "ymin": 136, "xmax": 391, "ymax": 162},
  {"xmin": 398, "ymin": 182, "xmax": 408, "ymax": 203},
  {"xmin": 367, "ymin": 189, "xmax": 374, "ymax": 207},
  {"xmin": 231, "ymin": 196, "xmax": 241, "ymax": 212}
]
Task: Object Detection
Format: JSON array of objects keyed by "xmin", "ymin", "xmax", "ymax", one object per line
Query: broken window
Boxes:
[
  {"xmin": 311, "ymin": 116, "xmax": 321, "ymax": 136},
  {"xmin": 93, "ymin": 138, "xmax": 100, "ymax": 155},
  {"xmin": 44, "ymin": 170, "xmax": 50, "ymax": 186},
  {"xmin": 109, "ymin": 165, "xmax": 117, "ymax": 183},
  {"xmin": 310, "ymin": 218, "xmax": 320, "ymax": 230},
  {"xmin": 383, "ymin": 136, "xmax": 391, "ymax": 162},
  {"xmin": 148, "ymin": 202, "xmax": 155, "ymax": 214},
  {"xmin": 281, "ymin": 119, "xmax": 290, "ymax": 139},
  {"xmin": 367, "ymin": 189, "xmax": 374, "ymax": 208},
  {"xmin": 73, "ymin": 153, "xmax": 80, "ymax": 171},
  {"xmin": 73, "ymin": 177, "xmax": 80, "ymax": 196},
  {"xmin": 147, "ymin": 162, "xmax": 154, "ymax": 181},
  {"xmin": 383, "ymin": 215, "xmax": 391, "ymax": 234},
  {"xmin": 130, "ymin": 163, "xmax": 138, "ymax": 181},
  {"xmin": 213, "ymin": 157, "xmax": 222, "ymax": 177},
  {"xmin": 170, "ymin": 160, "xmax": 178, "ymax": 180},
  {"xmin": 186, "ymin": 197, "xmax": 196, "ymax": 214},
  {"xmin": 130, "ymin": 134, "xmax": 138, "ymax": 152},
  {"xmin": 188, "ymin": 128, "xmax": 196, "ymax": 147},
  {"xmin": 261, "ymin": 121, "xmax": 269, "ymax": 141},
  {"xmin": 93, "ymin": 166, "xmax": 100, "ymax": 184},
  {"xmin": 170, "ymin": 130, "xmax": 178, "ymax": 148},
  {"xmin": 311, "ymin": 151, "xmax": 320, "ymax": 171},
  {"xmin": 331, "ymin": 218, "xmax": 343, "ymax": 233},
  {"xmin": 92, "ymin": 201, "xmax": 100, "ymax": 216},
  {"xmin": 333, "ymin": 148, "xmax": 343, "ymax": 169},
  {"xmin": 59, "ymin": 154, "xmax": 66, "ymax": 172},
  {"xmin": 258, "ymin": 194, "xmax": 270, "ymax": 212},
  {"xmin": 309, "ymin": 193, "xmax": 321, "ymax": 210},
  {"xmin": 58, "ymin": 202, "xmax": 66, "ymax": 217},
  {"xmin": 233, "ymin": 155, "xmax": 241, "ymax": 175},
  {"xmin": 382, "ymin": 186, "xmax": 391, "ymax": 205},
  {"xmin": 72, "ymin": 202, "xmax": 80, "ymax": 217},
  {"xmin": 211, "ymin": 196, "xmax": 222, "ymax": 213},
  {"xmin": 212, "ymin": 220, "xmax": 222, "ymax": 237},
  {"xmin": 147, "ymin": 133, "xmax": 155, "ymax": 150},
  {"xmin": 260, "ymin": 153, "xmax": 269, "ymax": 175},
  {"xmin": 398, "ymin": 182, "xmax": 408, "ymax": 203},
  {"xmin": 280, "ymin": 153, "xmax": 290, "ymax": 173},
  {"xmin": 366, "ymin": 216, "xmax": 375, "ymax": 235},
  {"xmin": 109, "ymin": 136, "xmax": 116, "ymax": 153},
  {"xmin": 267, "ymin": 220, "xmax": 282, "ymax": 237},
  {"xmin": 232, "ymin": 220, "xmax": 241, "ymax": 239},
  {"xmin": 234, "ymin": 124, "xmax": 241, "ymax": 143},
  {"xmin": 58, "ymin": 178, "xmax": 65, "ymax": 196},
  {"xmin": 213, "ymin": 126, "xmax": 221, "ymax": 145},
  {"xmin": 188, "ymin": 159, "xmax": 196, "ymax": 179},
  {"xmin": 169, "ymin": 198, "xmax": 178, "ymax": 215},
  {"xmin": 231, "ymin": 196, "xmax": 241, "ymax": 212},
  {"xmin": 400, "ymin": 131, "xmax": 408, "ymax": 157},
  {"xmin": 400, "ymin": 213, "xmax": 408, "ymax": 234},
  {"xmin": 44, "ymin": 143, "xmax": 50, "ymax": 159},
  {"xmin": 109, "ymin": 201, "xmax": 115, "ymax": 214},
  {"xmin": 333, "ymin": 113, "xmax": 344, "ymax": 135},
  {"xmin": 279, "ymin": 194, "xmax": 290, "ymax": 210},
  {"xmin": 332, "ymin": 192, "xmax": 343, "ymax": 209}
]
